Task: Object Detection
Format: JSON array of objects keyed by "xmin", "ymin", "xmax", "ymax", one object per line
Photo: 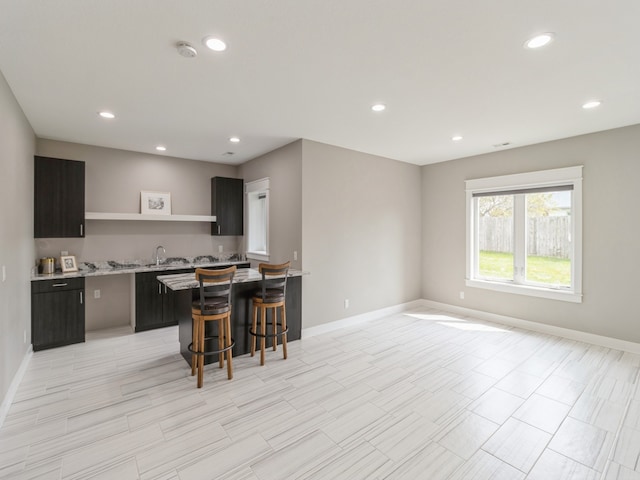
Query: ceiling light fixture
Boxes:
[
  {"xmin": 452, "ymin": 135, "xmax": 463, "ymax": 142},
  {"xmin": 155, "ymin": 145, "xmax": 167, "ymax": 151},
  {"xmin": 203, "ymin": 37, "xmax": 227, "ymax": 52},
  {"xmin": 525, "ymin": 33, "xmax": 555, "ymax": 49},
  {"xmin": 98, "ymin": 111, "xmax": 115, "ymax": 119},
  {"xmin": 371, "ymin": 104, "xmax": 386, "ymax": 112},
  {"xmin": 229, "ymin": 136, "xmax": 240, "ymax": 143},
  {"xmin": 582, "ymin": 100, "xmax": 601, "ymax": 109}
]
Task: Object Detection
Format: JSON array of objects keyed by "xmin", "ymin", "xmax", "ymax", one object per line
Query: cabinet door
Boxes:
[
  {"xmin": 135, "ymin": 272, "xmax": 164, "ymax": 332},
  {"xmin": 34, "ymin": 156, "xmax": 85, "ymax": 238},
  {"xmin": 136, "ymin": 269, "xmax": 193, "ymax": 332},
  {"xmin": 162, "ymin": 268, "xmax": 193, "ymax": 327},
  {"xmin": 32, "ymin": 288, "xmax": 85, "ymax": 351},
  {"xmin": 211, "ymin": 177, "xmax": 243, "ymax": 236}
]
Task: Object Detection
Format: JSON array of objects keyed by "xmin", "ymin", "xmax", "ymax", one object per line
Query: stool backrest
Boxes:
[
  {"xmin": 257, "ymin": 261, "xmax": 290, "ymax": 301},
  {"xmin": 195, "ymin": 266, "xmax": 236, "ymax": 311}
]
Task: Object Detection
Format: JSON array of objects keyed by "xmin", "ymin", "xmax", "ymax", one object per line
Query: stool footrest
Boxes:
[
  {"xmin": 249, "ymin": 322, "xmax": 288, "ymax": 339},
  {"xmin": 188, "ymin": 335, "xmax": 235, "ymax": 357}
]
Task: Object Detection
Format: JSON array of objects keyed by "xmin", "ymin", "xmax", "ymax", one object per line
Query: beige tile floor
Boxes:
[{"xmin": 1, "ymin": 307, "xmax": 640, "ymax": 479}]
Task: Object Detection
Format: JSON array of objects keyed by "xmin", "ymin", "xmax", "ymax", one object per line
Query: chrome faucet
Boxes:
[{"xmin": 153, "ymin": 245, "xmax": 166, "ymax": 266}]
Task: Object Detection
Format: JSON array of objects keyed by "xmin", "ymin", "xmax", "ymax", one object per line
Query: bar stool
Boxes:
[
  {"xmin": 250, "ymin": 262, "xmax": 290, "ymax": 365},
  {"xmin": 189, "ymin": 266, "xmax": 236, "ymax": 388}
]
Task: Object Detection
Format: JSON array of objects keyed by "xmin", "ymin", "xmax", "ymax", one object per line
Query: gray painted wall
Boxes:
[
  {"xmin": 35, "ymin": 140, "xmax": 242, "ymax": 330},
  {"xmin": 301, "ymin": 140, "xmax": 423, "ymax": 328},
  {"xmin": 421, "ymin": 124, "xmax": 640, "ymax": 342},
  {"xmin": 239, "ymin": 140, "xmax": 303, "ymax": 270},
  {"xmin": 0, "ymin": 71, "xmax": 35, "ymax": 407}
]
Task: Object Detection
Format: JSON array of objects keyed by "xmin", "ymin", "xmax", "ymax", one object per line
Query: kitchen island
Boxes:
[{"xmin": 158, "ymin": 268, "xmax": 304, "ymax": 366}]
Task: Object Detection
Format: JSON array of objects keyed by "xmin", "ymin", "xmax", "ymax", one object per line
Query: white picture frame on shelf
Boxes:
[{"xmin": 141, "ymin": 191, "xmax": 171, "ymax": 215}]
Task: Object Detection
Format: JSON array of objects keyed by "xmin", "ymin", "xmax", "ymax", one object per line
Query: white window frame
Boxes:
[
  {"xmin": 245, "ymin": 177, "xmax": 270, "ymax": 262},
  {"xmin": 465, "ymin": 166, "xmax": 583, "ymax": 303}
]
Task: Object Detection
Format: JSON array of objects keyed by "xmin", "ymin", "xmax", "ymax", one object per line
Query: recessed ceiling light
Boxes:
[
  {"xmin": 203, "ymin": 37, "xmax": 227, "ymax": 52},
  {"xmin": 452, "ymin": 135, "xmax": 463, "ymax": 142},
  {"xmin": 371, "ymin": 104, "xmax": 386, "ymax": 112},
  {"xmin": 98, "ymin": 111, "xmax": 115, "ymax": 119},
  {"xmin": 155, "ymin": 145, "xmax": 167, "ymax": 151},
  {"xmin": 525, "ymin": 33, "xmax": 555, "ymax": 49},
  {"xmin": 582, "ymin": 100, "xmax": 602, "ymax": 109},
  {"xmin": 229, "ymin": 136, "xmax": 240, "ymax": 143}
]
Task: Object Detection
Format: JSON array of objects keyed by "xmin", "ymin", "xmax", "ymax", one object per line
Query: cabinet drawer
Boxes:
[{"xmin": 32, "ymin": 277, "xmax": 85, "ymax": 294}]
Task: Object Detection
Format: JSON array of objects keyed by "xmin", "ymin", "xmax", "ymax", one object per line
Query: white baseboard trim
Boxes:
[
  {"xmin": 302, "ymin": 299, "xmax": 424, "ymax": 338},
  {"xmin": 0, "ymin": 346, "xmax": 33, "ymax": 430},
  {"xmin": 420, "ymin": 299, "xmax": 640, "ymax": 355}
]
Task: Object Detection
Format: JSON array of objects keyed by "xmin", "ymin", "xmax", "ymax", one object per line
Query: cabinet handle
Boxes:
[
  {"xmin": 158, "ymin": 283, "xmax": 161, "ymax": 294},
  {"xmin": 218, "ymin": 224, "xmax": 221, "ymax": 235},
  {"xmin": 80, "ymin": 291, "xmax": 83, "ymax": 304},
  {"xmin": 53, "ymin": 283, "xmax": 68, "ymax": 287},
  {"xmin": 164, "ymin": 285, "xmax": 167, "ymax": 294},
  {"xmin": 80, "ymin": 224, "xmax": 84, "ymax": 236}
]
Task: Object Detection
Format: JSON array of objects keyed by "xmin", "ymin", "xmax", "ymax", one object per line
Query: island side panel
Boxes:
[{"xmin": 178, "ymin": 276, "xmax": 301, "ymax": 366}]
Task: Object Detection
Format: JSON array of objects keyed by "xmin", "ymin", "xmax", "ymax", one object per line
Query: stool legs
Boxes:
[
  {"xmin": 251, "ymin": 303, "xmax": 287, "ymax": 365},
  {"xmin": 225, "ymin": 314, "xmax": 233, "ymax": 379},
  {"xmin": 282, "ymin": 305, "xmax": 288, "ymax": 360},
  {"xmin": 260, "ymin": 306, "xmax": 267, "ymax": 366},
  {"xmin": 272, "ymin": 307, "xmax": 278, "ymax": 351},
  {"xmin": 192, "ymin": 314, "xmax": 233, "ymax": 388},
  {"xmin": 251, "ymin": 304, "xmax": 258, "ymax": 357},
  {"xmin": 191, "ymin": 316, "xmax": 200, "ymax": 377},
  {"xmin": 197, "ymin": 334, "xmax": 205, "ymax": 388},
  {"xmin": 218, "ymin": 321, "xmax": 224, "ymax": 369}
]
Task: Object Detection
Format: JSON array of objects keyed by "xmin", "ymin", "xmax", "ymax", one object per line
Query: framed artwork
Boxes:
[
  {"xmin": 60, "ymin": 255, "xmax": 78, "ymax": 273},
  {"xmin": 141, "ymin": 191, "xmax": 171, "ymax": 215}
]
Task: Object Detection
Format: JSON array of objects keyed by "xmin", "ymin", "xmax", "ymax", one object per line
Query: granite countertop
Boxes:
[
  {"xmin": 31, "ymin": 254, "xmax": 248, "ymax": 281},
  {"xmin": 158, "ymin": 268, "xmax": 307, "ymax": 291}
]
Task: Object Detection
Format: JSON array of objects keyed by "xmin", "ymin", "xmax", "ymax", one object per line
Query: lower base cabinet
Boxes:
[
  {"xmin": 135, "ymin": 269, "xmax": 191, "ymax": 332},
  {"xmin": 31, "ymin": 277, "xmax": 85, "ymax": 351}
]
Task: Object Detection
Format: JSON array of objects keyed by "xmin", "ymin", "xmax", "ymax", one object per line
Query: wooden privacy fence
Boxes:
[{"xmin": 479, "ymin": 216, "xmax": 571, "ymax": 259}]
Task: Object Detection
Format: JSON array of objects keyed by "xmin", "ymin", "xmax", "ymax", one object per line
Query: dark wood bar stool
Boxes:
[
  {"xmin": 189, "ymin": 265, "xmax": 236, "ymax": 388},
  {"xmin": 250, "ymin": 262, "xmax": 290, "ymax": 365}
]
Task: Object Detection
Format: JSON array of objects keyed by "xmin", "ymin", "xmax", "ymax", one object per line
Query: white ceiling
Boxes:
[{"xmin": 0, "ymin": 0, "xmax": 639, "ymax": 166}]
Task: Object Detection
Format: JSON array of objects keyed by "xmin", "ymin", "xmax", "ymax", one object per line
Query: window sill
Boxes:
[
  {"xmin": 466, "ymin": 278, "xmax": 582, "ymax": 303},
  {"xmin": 247, "ymin": 251, "xmax": 270, "ymax": 262}
]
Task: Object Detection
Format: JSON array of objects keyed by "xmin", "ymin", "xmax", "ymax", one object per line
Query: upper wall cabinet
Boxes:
[
  {"xmin": 34, "ymin": 156, "xmax": 85, "ymax": 238},
  {"xmin": 211, "ymin": 177, "xmax": 243, "ymax": 236}
]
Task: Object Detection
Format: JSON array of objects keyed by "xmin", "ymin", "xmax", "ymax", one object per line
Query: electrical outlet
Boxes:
[
  {"xmin": 218, "ymin": 245, "xmax": 223, "ymax": 253},
  {"xmin": 344, "ymin": 299, "xmax": 349, "ymax": 309},
  {"xmin": 94, "ymin": 289, "xmax": 101, "ymax": 299},
  {"xmin": 61, "ymin": 251, "xmax": 68, "ymax": 256},
  {"xmin": 459, "ymin": 291, "xmax": 465, "ymax": 300},
  {"xmin": 294, "ymin": 251, "xmax": 298, "ymax": 261}
]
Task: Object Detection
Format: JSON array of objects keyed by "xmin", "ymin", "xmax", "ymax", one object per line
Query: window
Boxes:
[
  {"xmin": 246, "ymin": 177, "xmax": 270, "ymax": 261},
  {"xmin": 466, "ymin": 166, "xmax": 582, "ymax": 302}
]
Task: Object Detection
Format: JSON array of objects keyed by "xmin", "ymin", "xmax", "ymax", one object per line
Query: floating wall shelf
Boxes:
[{"xmin": 85, "ymin": 212, "xmax": 216, "ymax": 222}]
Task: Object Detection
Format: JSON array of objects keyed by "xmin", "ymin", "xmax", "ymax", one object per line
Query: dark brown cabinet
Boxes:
[
  {"xmin": 135, "ymin": 268, "xmax": 192, "ymax": 332},
  {"xmin": 31, "ymin": 278, "xmax": 85, "ymax": 351},
  {"xmin": 211, "ymin": 177, "xmax": 243, "ymax": 236},
  {"xmin": 34, "ymin": 156, "xmax": 85, "ymax": 238}
]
